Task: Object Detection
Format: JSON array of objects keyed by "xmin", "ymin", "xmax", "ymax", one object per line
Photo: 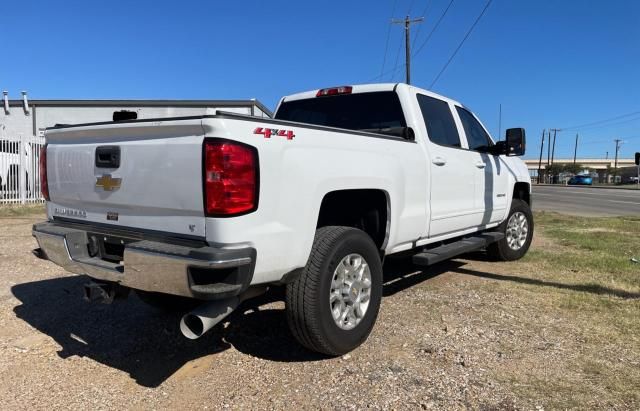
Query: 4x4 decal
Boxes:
[{"xmin": 253, "ymin": 127, "xmax": 295, "ymax": 140}]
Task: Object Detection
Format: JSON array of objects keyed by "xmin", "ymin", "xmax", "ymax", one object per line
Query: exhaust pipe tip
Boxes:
[
  {"xmin": 179, "ymin": 298, "xmax": 238, "ymax": 340},
  {"xmin": 180, "ymin": 314, "xmax": 207, "ymax": 340},
  {"xmin": 178, "ymin": 287, "xmax": 267, "ymax": 340}
]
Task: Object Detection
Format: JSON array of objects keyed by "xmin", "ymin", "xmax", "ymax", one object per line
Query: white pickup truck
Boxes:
[{"xmin": 33, "ymin": 83, "xmax": 532, "ymax": 355}]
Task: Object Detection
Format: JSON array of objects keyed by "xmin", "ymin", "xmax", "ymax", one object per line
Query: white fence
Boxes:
[{"xmin": 0, "ymin": 135, "xmax": 46, "ymax": 204}]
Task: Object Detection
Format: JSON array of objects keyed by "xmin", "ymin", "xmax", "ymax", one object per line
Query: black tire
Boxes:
[
  {"xmin": 285, "ymin": 226, "xmax": 383, "ymax": 356},
  {"xmin": 487, "ymin": 199, "xmax": 534, "ymax": 261},
  {"xmin": 135, "ymin": 290, "xmax": 199, "ymax": 312}
]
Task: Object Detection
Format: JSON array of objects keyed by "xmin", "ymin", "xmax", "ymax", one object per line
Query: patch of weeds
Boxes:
[{"xmin": 0, "ymin": 204, "xmax": 46, "ymax": 217}]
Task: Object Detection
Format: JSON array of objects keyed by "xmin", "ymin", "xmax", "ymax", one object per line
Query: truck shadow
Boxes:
[
  {"xmin": 381, "ymin": 257, "xmax": 464, "ymax": 296},
  {"xmin": 21, "ymin": 251, "xmax": 634, "ymax": 389},
  {"xmin": 11, "ymin": 276, "xmax": 329, "ymax": 388},
  {"xmin": 451, "ymin": 265, "xmax": 640, "ymax": 299},
  {"xmin": 10, "ymin": 259, "xmax": 457, "ymax": 387},
  {"xmin": 455, "ymin": 251, "xmax": 640, "ymax": 299}
]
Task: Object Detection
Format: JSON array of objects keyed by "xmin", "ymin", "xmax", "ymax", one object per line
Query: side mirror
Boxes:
[
  {"xmin": 505, "ymin": 128, "xmax": 526, "ymax": 156},
  {"xmin": 404, "ymin": 127, "xmax": 415, "ymax": 141}
]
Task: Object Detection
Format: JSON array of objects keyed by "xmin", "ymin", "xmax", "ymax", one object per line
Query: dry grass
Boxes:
[
  {"xmin": 468, "ymin": 212, "xmax": 640, "ymax": 408},
  {"xmin": 0, "ymin": 204, "xmax": 46, "ymax": 217}
]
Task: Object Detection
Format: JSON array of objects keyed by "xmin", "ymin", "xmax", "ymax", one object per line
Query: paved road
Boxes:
[{"xmin": 532, "ymin": 185, "xmax": 640, "ymax": 216}]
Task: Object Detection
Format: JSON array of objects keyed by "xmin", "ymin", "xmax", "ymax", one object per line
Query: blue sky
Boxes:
[{"xmin": 2, "ymin": 0, "xmax": 639, "ymax": 159}]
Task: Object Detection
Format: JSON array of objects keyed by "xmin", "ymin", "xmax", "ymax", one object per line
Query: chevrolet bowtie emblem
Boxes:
[{"xmin": 96, "ymin": 174, "xmax": 122, "ymax": 191}]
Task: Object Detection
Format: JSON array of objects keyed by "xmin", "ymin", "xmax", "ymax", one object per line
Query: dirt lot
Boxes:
[{"xmin": 1, "ymin": 211, "xmax": 638, "ymax": 410}]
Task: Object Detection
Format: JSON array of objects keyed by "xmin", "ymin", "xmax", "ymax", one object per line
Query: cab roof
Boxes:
[{"xmin": 280, "ymin": 83, "xmax": 463, "ymax": 108}]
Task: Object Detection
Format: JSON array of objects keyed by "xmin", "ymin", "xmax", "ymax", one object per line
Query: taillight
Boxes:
[
  {"xmin": 316, "ymin": 86, "xmax": 353, "ymax": 97},
  {"xmin": 39, "ymin": 145, "xmax": 49, "ymax": 201},
  {"xmin": 203, "ymin": 140, "xmax": 258, "ymax": 216}
]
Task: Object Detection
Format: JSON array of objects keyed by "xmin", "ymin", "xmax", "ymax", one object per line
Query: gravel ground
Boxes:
[{"xmin": 0, "ymin": 214, "xmax": 636, "ymax": 410}]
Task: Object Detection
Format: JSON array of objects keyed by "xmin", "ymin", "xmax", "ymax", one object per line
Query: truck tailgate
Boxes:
[{"xmin": 45, "ymin": 119, "xmax": 206, "ymax": 238}]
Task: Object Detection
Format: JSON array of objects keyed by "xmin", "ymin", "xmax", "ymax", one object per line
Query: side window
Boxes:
[
  {"xmin": 416, "ymin": 94, "xmax": 461, "ymax": 148},
  {"xmin": 456, "ymin": 107, "xmax": 492, "ymax": 151}
]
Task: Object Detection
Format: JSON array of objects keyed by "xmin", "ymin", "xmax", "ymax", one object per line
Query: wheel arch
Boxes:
[
  {"xmin": 512, "ymin": 181, "xmax": 531, "ymax": 205},
  {"xmin": 316, "ymin": 189, "xmax": 391, "ymax": 252}
]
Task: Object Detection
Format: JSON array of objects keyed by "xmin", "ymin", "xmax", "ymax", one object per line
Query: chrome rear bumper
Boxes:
[{"xmin": 32, "ymin": 221, "xmax": 255, "ymax": 300}]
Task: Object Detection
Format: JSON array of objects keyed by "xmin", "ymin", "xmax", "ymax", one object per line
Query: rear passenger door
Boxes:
[
  {"xmin": 454, "ymin": 106, "xmax": 509, "ymax": 224},
  {"xmin": 416, "ymin": 94, "xmax": 482, "ymax": 237}
]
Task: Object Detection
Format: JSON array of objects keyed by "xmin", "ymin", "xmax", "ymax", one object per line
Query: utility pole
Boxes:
[
  {"xmin": 498, "ymin": 104, "xmax": 502, "ymax": 140},
  {"xmin": 550, "ymin": 128, "xmax": 560, "ymax": 164},
  {"xmin": 547, "ymin": 129, "xmax": 551, "ymax": 165},
  {"xmin": 537, "ymin": 129, "xmax": 546, "ymax": 184},
  {"xmin": 613, "ymin": 139, "xmax": 622, "ymax": 181},
  {"xmin": 392, "ymin": 15, "xmax": 424, "ymax": 85},
  {"xmin": 636, "ymin": 152, "xmax": 639, "ymax": 189},
  {"xmin": 573, "ymin": 133, "xmax": 579, "ymax": 164}
]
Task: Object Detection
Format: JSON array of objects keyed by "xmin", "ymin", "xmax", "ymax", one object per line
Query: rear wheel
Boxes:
[
  {"xmin": 286, "ymin": 226, "xmax": 383, "ymax": 356},
  {"xmin": 487, "ymin": 199, "xmax": 534, "ymax": 261}
]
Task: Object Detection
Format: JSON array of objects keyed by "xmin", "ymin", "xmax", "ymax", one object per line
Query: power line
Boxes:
[
  {"xmin": 560, "ymin": 110, "xmax": 640, "ymax": 131},
  {"xmin": 390, "ymin": 26, "xmax": 405, "ymax": 81},
  {"xmin": 379, "ymin": 0, "xmax": 399, "ymax": 78},
  {"xmin": 406, "ymin": 0, "xmax": 416, "ymax": 15},
  {"xmin": 430, "ymin": 0, "xmax": 493, "ymax": 88},
  {"xmin": 553, "ymin": 115, "xmax": 640, "ymax": 133},
  {"xmin": 367, "ymin": 63, "xmax": 406, "ymax": 82},
  {"xmin": 413, "ymin": 0, "xmax": 455, "ymax": 58},
  {"xmin": 411, "ymin": 1, "xmax": 434, "ymax": 45},
  {"xmin": 576, "ymin": 135, "xmax": 640, "ymax": 146},
  {"xmin": 372, "ymin": 1, "xmax": 443, "ymax": 83}
]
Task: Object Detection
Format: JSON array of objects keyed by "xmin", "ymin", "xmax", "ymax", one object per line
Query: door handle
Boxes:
[
  {"xmin": 475, "ymin": 161, "xmax": 487, "ymax": 169},
  {"xmin": 432, "ymin": 157, "xmax": 446, "ymax": 166}
]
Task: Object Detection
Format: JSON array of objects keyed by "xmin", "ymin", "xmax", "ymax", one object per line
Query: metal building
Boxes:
[{"xmin": 0, "ymin": 91, "xmax": 271, "ymax": 204}]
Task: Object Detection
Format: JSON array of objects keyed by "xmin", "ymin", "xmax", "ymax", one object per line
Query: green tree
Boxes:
[
  {"xmin": 563, "ymin": 163, "xmax": 584, "ymax": 175},
  {"xmin": 545, "ymin": 163, "xmax": 585, "ymax": 175},
  {"xmin": 545, "ymin": 163, "xmax": 565, "ymax": 175}
]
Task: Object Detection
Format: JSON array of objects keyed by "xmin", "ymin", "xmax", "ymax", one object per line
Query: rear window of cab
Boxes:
[{"xmin": 275, "ymin": 91, "xmax": 407, "ymax": 131}]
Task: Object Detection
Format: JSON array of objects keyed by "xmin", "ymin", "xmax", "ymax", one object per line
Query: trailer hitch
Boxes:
[{"xmin": 83, "ymin": 281, "xmax": 129, "ymax": 304}]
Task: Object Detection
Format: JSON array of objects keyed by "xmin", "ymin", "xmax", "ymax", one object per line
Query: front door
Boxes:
[{"xmin": 454, "ymin": 106, "xmax": 509, "ymax": 225}]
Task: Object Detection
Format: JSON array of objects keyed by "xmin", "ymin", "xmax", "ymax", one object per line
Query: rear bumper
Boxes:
[{"xmin": 32, "ymin": 221, "xmax": 255, "ymax": 300}]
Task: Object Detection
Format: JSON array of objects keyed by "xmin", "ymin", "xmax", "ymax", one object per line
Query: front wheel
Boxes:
[
  {"xmin": 487, "ymin": 199, "xmax": 534, "ymax": 261},
  {"xmin": 286, "ymin": 226, "xmax": 383, "ymax": 356}
]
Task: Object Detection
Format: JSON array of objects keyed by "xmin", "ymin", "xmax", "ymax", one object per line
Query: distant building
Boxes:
[
  {"xmin": 1, "ymin": 91, "xmax": 271, "ymax": 140},
  {"xmin": 524, "ymin": 158, "xmax": 636, "ymax": 184}
]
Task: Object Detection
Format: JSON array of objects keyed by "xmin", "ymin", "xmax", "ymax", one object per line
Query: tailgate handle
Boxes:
[{"xmin": 95, "ymin": 146, "xmax": 121, "ymax": 168}]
